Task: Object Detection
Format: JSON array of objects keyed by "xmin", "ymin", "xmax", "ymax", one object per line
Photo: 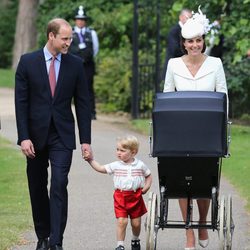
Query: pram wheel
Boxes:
[
  {"xmin": 226, "ymin": 195, "xmax": 234, "ymax": 250},
  {"xmin": 219, "ymin": 194, "xmax": 234, "ymax": 249},
  {"xmin": 160, "ymin": 196, "xmax": 168, "ymax": 225},
  {"xmin": 219, "ymin": 195, "xmax": 226, "ymax": 249},
  {"xmin": 211, "ymin": 187, "xmax": 219, "ymax": 229},
  {"xmin": 145, "ymin": 192, "xmax": 153, "ymax": 244},
  {"xmin": 145, "ymin": 192, "xmax": 158, "ymax": 250}
]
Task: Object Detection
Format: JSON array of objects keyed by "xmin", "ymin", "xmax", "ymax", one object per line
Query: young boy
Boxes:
[{"xmin": 84, "ymin": 135, "xmax": 152, "ymax": 250}]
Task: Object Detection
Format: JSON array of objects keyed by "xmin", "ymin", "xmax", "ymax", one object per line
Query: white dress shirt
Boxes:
[
  {"xmin": 104, "ymin": 158, "xmax": 151, "ymax": 191},
  {"xmin": 44, "ymin": 46, "xmax": 61, "ymax": 82}
]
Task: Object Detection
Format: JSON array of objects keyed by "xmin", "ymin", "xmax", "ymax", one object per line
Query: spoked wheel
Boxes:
[
  {"xmin": 219, "ymin": 195, "xmax": 226, "ymax": 249},
  {"xmin": 146, "ymin": 192, "xmax": 158, "ymax": 250},
  {"xmin": 226, "ymin": 195, "xmax": 234, "ymax": 250},
  {"xmin": 160, "ymin": 196, "xmax": 168, "ymax": 225},
  {"xmin": 145, "ymin": 192, "xmax": 153, "ymax": 248},
  {"xmin": 211, "ymin": 187, "xmax": 218, "ymax": 229},
  {"xmin": 149, "ymin": 193, "xmax": 158, "ymax": 250}
]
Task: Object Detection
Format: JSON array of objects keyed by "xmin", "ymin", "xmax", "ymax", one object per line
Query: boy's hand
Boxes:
[
  {"xmin": 83, "ymin": 150, "xmax": 93, "ymax": 162},
  {"xmin": 81, "ymin": 143, "xmax": 93, "ymax": 162}
]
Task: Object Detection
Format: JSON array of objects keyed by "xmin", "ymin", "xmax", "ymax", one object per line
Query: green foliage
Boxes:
[
  {"xmin": 225, "ymin": 57, "xmax": 250, "ymax": 117},
  {"xmin": 220, "ymin": 0, "xmax": 250, "ymax": 117},
  {"xmin": 0, "ymin": 0, "xmax": 18, "ymax": 68},
  {"xmin": 95, "ymin": 47, "xmax": 132, "ymax": 112},
  {"xmin": 239, "ymin": 113, "xmax": 250, "ymax": 125},
  {"xmin": 2, "ymin": 0, "xmax": 249, "ymax": 115}
]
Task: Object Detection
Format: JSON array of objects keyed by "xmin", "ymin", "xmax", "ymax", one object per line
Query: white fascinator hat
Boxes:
[{"xmin": 181, "ymin": 6, "xmax": 211, "ymax": 39}]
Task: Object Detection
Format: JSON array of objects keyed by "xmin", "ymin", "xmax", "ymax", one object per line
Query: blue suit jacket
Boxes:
[
  {"xmin": 15, "ymin": 49, "xmax": 91, "ymax": 150},
  {"xmin": 162, "ymin": 23, "xmax": 184, "ymax": 80}
]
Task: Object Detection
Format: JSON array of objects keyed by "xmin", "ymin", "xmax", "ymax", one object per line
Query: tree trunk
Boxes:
[
  {"xmin": 0, "ymin": 0, "xmax": 10, "ymax": 7},
  {"xmin": 12, "ymin": 0, "xmax": 39, "ymax": 69}
]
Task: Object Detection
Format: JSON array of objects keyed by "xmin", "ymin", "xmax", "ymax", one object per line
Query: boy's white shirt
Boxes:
[{"xmin": 104, "ymin": 158, "xmax": 151, "ymax": 191}]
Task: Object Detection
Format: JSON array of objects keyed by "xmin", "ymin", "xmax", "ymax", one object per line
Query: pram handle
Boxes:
[
  {"xmin": 149, "ymin": 120, "xmax": 153, "ymax": 157},
  {"xmin": 225, "ymin": 120, "xmax": 232, "ymax": 158}
]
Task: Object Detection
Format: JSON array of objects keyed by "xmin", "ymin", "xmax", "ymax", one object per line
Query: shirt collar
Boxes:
[
  {"xmin": 120, "ymin": 158, "xmax": 138, "ymax": 166},
  {"xmin": 43, "ymin": 46, "xmax": 61, "ymax": 62},
  {"xmin": 179, "ymin": 21, "xmax": 184, "ymax": 28},
  {"xmin": 74, "ymin": 26, "xmax": 86, "ymax": 33}
]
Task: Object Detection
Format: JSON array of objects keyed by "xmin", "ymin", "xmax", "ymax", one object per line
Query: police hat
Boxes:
[{"xmin": 75, "ymin": 6, "xmax": 88, "ymax": 20}]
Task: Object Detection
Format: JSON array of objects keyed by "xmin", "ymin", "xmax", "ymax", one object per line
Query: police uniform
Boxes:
[{"xmin": 69, "ymin": 6, "xmax": 99, "ymax": 119}]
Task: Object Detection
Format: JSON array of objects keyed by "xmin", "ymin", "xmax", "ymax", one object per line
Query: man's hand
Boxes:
[
  {"xmin": 21, "ymin": 139, "xmax": 35, "ymax": 158},
  {"xmin": 81, "ymin": 143, "xmax": 93, "ymax": 161},
  {"xmin": 83, "ymin": 150, "xmax": 92, "ymax": 162}
]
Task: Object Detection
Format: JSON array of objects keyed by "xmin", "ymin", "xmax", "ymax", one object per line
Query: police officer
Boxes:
[{"xmin": 69, "ymin": 6, "xmax": 99, "ymax": 119}]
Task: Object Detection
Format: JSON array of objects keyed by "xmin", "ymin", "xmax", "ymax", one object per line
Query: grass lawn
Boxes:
[
  {"xmin": 0, "ymin": 69, "xmax": 15, "ymax": 88},
  {"xmin": 0, "ymin": 136, "xmax": 32, "ymax": 250},
  {"xmin": 131, "ymin": 119, "xmax": 250, "ymax": 211}
]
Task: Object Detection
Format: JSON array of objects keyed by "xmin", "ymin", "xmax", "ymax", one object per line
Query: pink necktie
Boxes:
[{"xmin": 49, "ymin": 56, "xmax": 56, "ymax": 97}]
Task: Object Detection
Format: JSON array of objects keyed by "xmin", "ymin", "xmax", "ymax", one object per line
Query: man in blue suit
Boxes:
[{"xmin": 15, "ymin": 18, "xmax": 92, "ymax": 250}]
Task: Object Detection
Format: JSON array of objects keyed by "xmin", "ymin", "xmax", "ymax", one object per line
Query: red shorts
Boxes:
[{"xmin": 114, "ymin": 189, "xmax": 147, "ymax": 219}]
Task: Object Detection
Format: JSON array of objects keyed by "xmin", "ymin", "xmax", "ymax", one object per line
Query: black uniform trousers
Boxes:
[
  {"xmin": 26, "ymin": 121, "xmax": 72, "ymax": 246},
  {"xmin": 83, "ymin": 61, "xmax": 96, "ymax": 117}
]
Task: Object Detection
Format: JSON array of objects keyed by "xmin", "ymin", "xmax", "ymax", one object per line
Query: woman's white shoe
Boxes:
[{"xmin": 199, "ymin": 238, "xmax": 209, "ymax": 248}]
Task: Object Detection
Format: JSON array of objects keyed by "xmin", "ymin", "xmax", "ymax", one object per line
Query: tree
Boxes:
[
  {"xmin": 0, "ymin": 0, "xmax": 17, "ymax": 68},
  {"xmin": 12, "ymin": 0, "xmax": 40, "ymax": 69}
]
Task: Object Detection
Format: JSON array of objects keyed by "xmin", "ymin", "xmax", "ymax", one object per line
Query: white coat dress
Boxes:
[{"xmin": 163, "ymin": 56, "xmax": 227, "ymax": 94}]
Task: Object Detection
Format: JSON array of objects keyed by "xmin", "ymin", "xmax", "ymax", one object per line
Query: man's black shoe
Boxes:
[
  {"xmin": 115, "ymin": 246, "xmax": 125, "ymax": 250},
  {"xmin": 131, "ymin": 239, "xmax": 141, "ymax": 250},
  {"xmin": 36, "ymin": 238, "xmax": 49, "ymax": 250},
  {"xmin": 50, "ymin": 245, "xmax": 63, "ymax": 250}
]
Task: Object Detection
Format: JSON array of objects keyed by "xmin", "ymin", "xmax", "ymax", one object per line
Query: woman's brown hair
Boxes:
[{"xmin": 180, "ymin": 35, "xmax": 206, "ymax": 54}]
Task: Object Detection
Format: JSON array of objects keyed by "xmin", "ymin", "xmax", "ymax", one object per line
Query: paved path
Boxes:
[{"xmin": 0, "ymin": 87, "xmax": 249, "ymax": 250}]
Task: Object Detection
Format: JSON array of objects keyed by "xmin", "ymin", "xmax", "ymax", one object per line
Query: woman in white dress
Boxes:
[{"xmin": 164, "ymin": 7, "xmax": 228, "ymax": 250}]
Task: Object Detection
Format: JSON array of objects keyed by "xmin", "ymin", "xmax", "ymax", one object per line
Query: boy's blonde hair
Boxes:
[{"xmin": 117, "ymin": 135, "xmax": 139, "ymax": 153}]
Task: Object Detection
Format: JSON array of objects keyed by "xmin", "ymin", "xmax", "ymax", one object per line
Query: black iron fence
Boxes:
[{"xmin": 132, "ymin": 0, "xmax": 162, "ymax": 119}]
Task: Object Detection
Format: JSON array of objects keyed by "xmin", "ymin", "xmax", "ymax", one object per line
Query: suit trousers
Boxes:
[{"xmin": 26, "ymin": 122, "xmax": 73, "ymax": 246}]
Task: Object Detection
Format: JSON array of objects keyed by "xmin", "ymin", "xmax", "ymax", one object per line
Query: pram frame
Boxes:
[{"xmin": 145, "ymin": 115, "xmax": 234, "ymax": 249}]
